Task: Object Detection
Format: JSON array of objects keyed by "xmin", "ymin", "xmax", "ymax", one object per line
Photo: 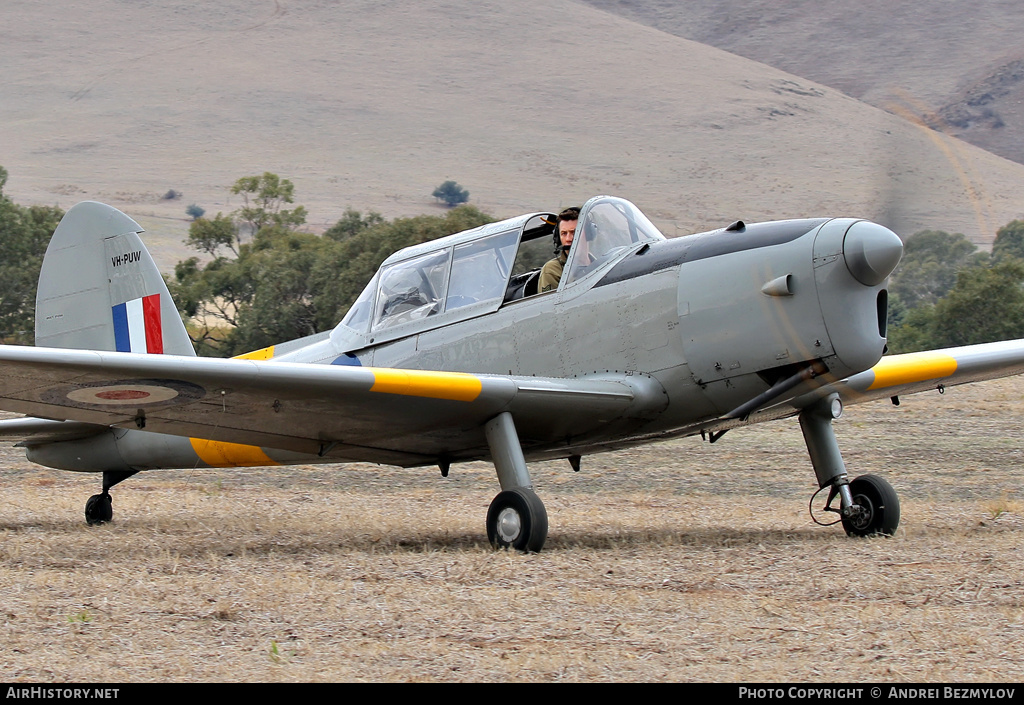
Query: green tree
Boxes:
[
  {"xmin": 231, "ymin": 172, "xmax": 308, "ymax": 236},
  {"xmin": 0, "ymin": 166, "xmax": 64, "ymax": 343},
  {"xmin": 323, "ymin": 208, "xmax": 385, "ymax": 242},
  {"xmin": 168, "ymin": 250, "xmax": 255, "ymax": 355},
  {"xmin": 172, "ymin": 227, "xmax": 338, "ymax": 357},
  {"xmin": 930, "ymin": 258, "xmax": 1024, "ymax": 347},
  {"xmin": 886, "ymin": 303, "xmax": 937, "ymax": 353},
  {"xmin": 888, "ymin": 229, "xmax": 984, "ymax": 310},
  {"xmin": 310, "ymin": 205, "xmax": 493, "ymax": 330},
  {"xmin": 226, "ymin": 227, "xmax": 335, "ymax": 353},
  {"xmin": 992, "ymin": 220, "xmax": 1024, "ymax": 262},
  {"xmin": 172, "ymin": 174, "xmax": 494, "ymax": 356},
  {"xmin": 887, "ymin": 258, "xmax": 1024, "ymax": 352},
  {"xmin": 885, "ymin": 291, "xmax": 908, "ymax": 331},
  {"xmin": 186, "ymin": 213, "xmax": 238, "ymax": 257},
  {"xmin": 183, "ymin": 173, "xmax": 309, "ymax": 259},
  {"xmin": 432, "ymin": 180, "xmax": 470, "ymax": 207}
]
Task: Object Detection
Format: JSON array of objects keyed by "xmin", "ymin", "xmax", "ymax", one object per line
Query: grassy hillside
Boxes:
[
  {"xmin": 585, "ymin": 0, "xmax": 1024, "ymax": 165},
  {"xmin": 2, "ymin": 0, "xmax": 1023, "ymax": 271}
]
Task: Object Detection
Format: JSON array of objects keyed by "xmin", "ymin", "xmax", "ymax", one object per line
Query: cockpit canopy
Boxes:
[
  {"xmin": 336, "ymin": 196, "xmax": 666, "ymax": 345},
  {"xmin": 564, "ymin": 196, "xmax": 666, "ymax": 287}
]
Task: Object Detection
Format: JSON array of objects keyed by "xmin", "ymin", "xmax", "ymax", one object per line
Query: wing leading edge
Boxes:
[
  {"xmin": 0, "ymin": 344, "xmax": 666, "ymax": 466},
  {"xmin": 830, "ymin": 339, "xmax": 1024, "ymax": 405},
  {"xmin": 3, "ymin": 338, "xmax": 1020, "ymax": 467},
  {"xmin": 653, "ymin": 338, "xmax": 1024, "ymax": 441}
]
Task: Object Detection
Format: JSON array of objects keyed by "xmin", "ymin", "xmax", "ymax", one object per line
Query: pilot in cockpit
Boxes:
[{"xmin": 539, "ymin": 207, "xmax": 580, "ymax": 292}]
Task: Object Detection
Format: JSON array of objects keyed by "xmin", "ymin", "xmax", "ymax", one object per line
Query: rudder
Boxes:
[{"xmin": 35, "ymin": 201, "xmax": 195, "ymax": 356}]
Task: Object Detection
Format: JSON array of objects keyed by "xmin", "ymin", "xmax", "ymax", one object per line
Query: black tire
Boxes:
[
  {"xmin": 486, "ymin": 487, "xmax": 548, "ymax": 552},
  {"xmin": 842, "ymin": 474, "xmax": 900, "ymax": 537},
  {"xmin": 85, "ymin": 492, "xmax": 113, "ymax": 526}
]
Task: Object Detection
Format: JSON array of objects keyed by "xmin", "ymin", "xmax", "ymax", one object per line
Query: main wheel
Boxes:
[
  {"xmin": 85, "ymin": 492, "xmax": 113, "ymax": 526},
  {"xmin": 486, "ymin": 487, "xmax": 548, "ymax": 552},
  {"xmin": 842, "ymin": 474, "xmax": 900, "ymax": 537}
]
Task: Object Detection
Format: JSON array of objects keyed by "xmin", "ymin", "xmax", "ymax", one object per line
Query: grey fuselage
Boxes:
[
  {"xmin": 26, "ymin": 197, "xmax": 897, "ymax": 474},
  {"xmin": 276, "ymin": 214, "xmax": 890, "ymax": 456}
]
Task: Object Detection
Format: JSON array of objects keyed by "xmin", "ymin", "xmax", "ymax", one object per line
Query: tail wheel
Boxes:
[
  {"xmin": 842, "ymin": 474, "xmax": 900, "ymax": 537},
  {"xmin": 486, "ymin": 487, "xmax": 548, "ymax": 552},
  {"xmin": 85, "ymin": 492, "xmax": 113, "ymax": 526}
]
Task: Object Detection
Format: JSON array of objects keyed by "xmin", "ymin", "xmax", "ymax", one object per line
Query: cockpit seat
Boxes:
[{"xmin": 503, "ymin": 270, "xmax": 540, "ymax": 302}]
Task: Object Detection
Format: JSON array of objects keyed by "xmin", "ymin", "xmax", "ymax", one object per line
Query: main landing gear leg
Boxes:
[
  {"xmin": 84, "ymin": 470, "xmax": 139, "ymax": 526},
  {"xmin": 799, "ymin": 394, "xmax": 900, "ymax": 537},
  {"xmin": 483, "ymin": 412, "xmax": 548, "ymax": 552}
]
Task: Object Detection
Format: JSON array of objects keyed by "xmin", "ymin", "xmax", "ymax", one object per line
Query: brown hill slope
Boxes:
[
  {"xmin": 584, "ymin": 0, "xmax": 1024, "ymax": 166},
  {"xmin": 2, "ymin": 0, "xmax": 1023, "ymax": 270}
]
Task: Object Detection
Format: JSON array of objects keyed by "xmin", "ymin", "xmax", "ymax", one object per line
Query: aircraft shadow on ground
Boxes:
[{"xmin": 0, "ymin": 518, "xmax": 853, "ymax": 558}]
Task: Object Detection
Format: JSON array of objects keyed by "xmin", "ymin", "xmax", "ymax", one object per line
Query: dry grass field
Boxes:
[
  {"xmin": 2, "ymin": 376, "xmax": 1022, "ymax": 682},
  {"xmin": 3, "ymin": 0, "xmax": 1024, "ymax": 685}
]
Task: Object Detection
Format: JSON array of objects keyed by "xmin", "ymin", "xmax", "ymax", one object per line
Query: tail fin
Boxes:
[{"xmin": 35, "ymin": 201, "xmax": 195, "ymax": 356}]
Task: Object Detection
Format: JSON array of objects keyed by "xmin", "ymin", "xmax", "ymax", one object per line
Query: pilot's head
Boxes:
[{"xmin": 555, "ymin": 206, "xmax": 580, "ymax": 254}]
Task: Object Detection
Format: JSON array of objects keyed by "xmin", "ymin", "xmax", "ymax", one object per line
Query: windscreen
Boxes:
[{"xmin": 565, "ymin": 198, "xmax": 665, "ymax": 285}]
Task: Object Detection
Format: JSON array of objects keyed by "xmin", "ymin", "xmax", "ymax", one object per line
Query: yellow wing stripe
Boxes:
[
  {"xmin": 234, "ymin": 345, "xmax": 275, "ymax": 360},
  {"xmin": 190, "ymin": 438, "xmax": 279, "ymax": 467},
  {"xmin": 369, "ymin": 368, "xmax": 483, "ymax": 401},
  {"xmin": 867, "ymin": 351, "xmax": 959, "ymax": 390}
]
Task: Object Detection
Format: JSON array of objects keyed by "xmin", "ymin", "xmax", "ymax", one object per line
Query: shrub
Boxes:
[{"xmin": 432, "ymin": 180, "xmax": 469, "ymax": 207}]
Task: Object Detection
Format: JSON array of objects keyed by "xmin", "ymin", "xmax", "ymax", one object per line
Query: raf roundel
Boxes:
[
  {"xmin": 44, "ymin": 378, "xmax": 207, "ymax": 410},
  {"xmin": 67, "ymin": 384, "xmax": 182, "ymax": 406}
]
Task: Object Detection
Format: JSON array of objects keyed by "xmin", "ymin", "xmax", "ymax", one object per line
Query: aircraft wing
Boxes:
[
  {"xmin": 830, "ymin": 339, "xmax": 1024, "ymax": 405},
  {"xmin": 0, "ymin": 344, "xmax": 665, "ymax": 466},
  {"xmin": 679, "ymin": 338, "xmax": 1024, "ymax": 438}
]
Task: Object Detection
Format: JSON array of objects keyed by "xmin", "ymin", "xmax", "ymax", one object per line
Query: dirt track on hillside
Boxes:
[{"xmin": 1, "ymin": 377, "xmax": 1022, "ymax": 682}]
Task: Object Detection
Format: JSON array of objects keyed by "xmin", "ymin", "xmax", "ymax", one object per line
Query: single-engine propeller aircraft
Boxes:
[{"xmin": 2, "ymin": 196, "xmax": 1024, "ymax": 551}]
